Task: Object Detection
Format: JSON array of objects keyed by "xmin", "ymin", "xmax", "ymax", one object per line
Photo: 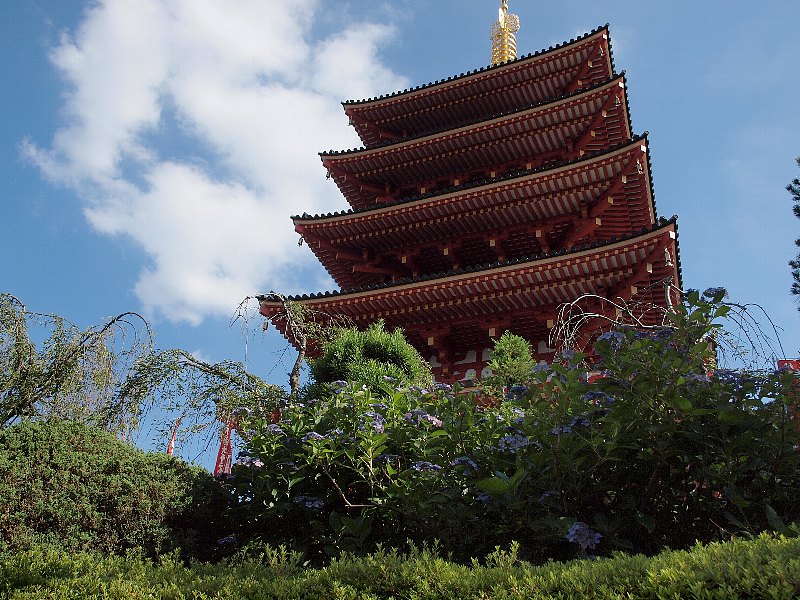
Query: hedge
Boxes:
[
  {"xmin": 0, "ymin": 419, "xmax": 231, "ymax": 560},
  {"xmin": 2, "ymin": 533, "xmax": 799, "ymax": 599}
]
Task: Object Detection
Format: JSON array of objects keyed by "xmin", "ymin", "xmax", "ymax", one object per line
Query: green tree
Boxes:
[
  {"xmin": 487, "ymin": 330, "xmax": 534, "ymax": 387},
  {"xmin": 309, "ymin": 320, "xmax": 431, "ymax": 394},
  {"xmin": 788, "ymin": 157, "xmax": 800, "ymax": 301},
  {"xmin": 0, "ymin": 292, "xmax": 284, "ymax": 450},
  {"xmin": 0, "ymin": 293, "xmax": 152, "ymax": 431}
]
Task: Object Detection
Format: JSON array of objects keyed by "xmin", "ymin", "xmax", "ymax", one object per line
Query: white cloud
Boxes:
[{"xmin": 25, "ymin": 0, "xmax": 408, "ymax": 324}]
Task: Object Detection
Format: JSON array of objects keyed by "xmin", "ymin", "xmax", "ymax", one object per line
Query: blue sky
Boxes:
[{"xmin": 2, "ymin": 0, "xmax": 799, "ymax": 464}]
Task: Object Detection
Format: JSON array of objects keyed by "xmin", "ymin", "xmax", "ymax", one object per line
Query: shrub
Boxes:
[
  {"xmin": 0, "ymin": 419, "xmax": 232, "ymax": 560},
  {"xmin": 226, "ymin": 292, "xmax": 800, "ymax": 563},
  {"xmin": 487, "ymin": 331, "xmax": 534, "ymax": 388},
  {"xmin": 2, "ymin": 534, "xmax": 799, "ymax": 599},
  {"xmin": 308, "ymin": 320, "xmax": 431, "ymax": 396}
]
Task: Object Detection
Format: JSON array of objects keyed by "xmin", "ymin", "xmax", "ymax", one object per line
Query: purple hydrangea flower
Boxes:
[
  {"xmin": 506, "ymin": 385, "xmax": 529, "ymax": 401},
  {"xmin": 597, "ymin": 330, "xmax": 626, "ymax": 351},
  {"xmin": 450, "ymin": 456, "xmax": 478, "ymax": 476},
  {"xmin": 360, "ymin": 411, "xmax": 386, "ymax": 433},
  {"xmin": 566, "ymin": 522, "xmax": 602, "ymax": 550},
  {"xmin": 686, "ymin": 373, "xmax": 711, "ymax": 383},
  {"xmin": 294, "ymin": 496, "xmax": 325, "ymax": 510},
  {"xmin": 331, "ymin": 380, "xmax": 349, "ymax": 394},
  {"xmin": 497, "ymin": 434, "xmax": 530, "ymax": 452},
  {"xmin": 411, "ymin": 461, "xmax": 442, "ymax": 472},
  {"xmin": 633, "ymin": 327, "xmax": 675, "ymax": 342},
  {"xmin": 569, "ymin": 416, "xmax": 591, "ymax": 428},
  {"xmin": 267, "ymin": 424, "xmax": 286, "ymax": 436},
  {"xmin": 404, "ymin": 408, "xmax": 442, "ymax": 427},
  {"xmin": 217, "ymin": 535, "xmax": 237, "ymax": 546},
  {"xmin": 421, "ymin": 413, "xmax": 443, "ymax": 427},
  {"xmin": 713, "ymin": 369, "xmax": 752, "ymax": 391},
  {"xmin": 560, "ymin": 349, "xmax": 576, "ymax": 362},
  {"xmin": 234, "ymin": 455, "xmax": 264, "ymax": 469},
  {"xmin": 379, "ymin": 453, "xmax": 399, "ymax": 466},
  {"xmin": 552, "ymin": 415, "xmax": 591, "ymax": 435},
  {"xmin": 302, "ymin": 431, "xmax": 325, "ymax": 442}
]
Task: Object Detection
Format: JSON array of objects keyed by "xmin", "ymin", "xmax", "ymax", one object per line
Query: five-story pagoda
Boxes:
[{"xmin": 259, "ymin": 2, "xmax": 682, "ymax": 382}]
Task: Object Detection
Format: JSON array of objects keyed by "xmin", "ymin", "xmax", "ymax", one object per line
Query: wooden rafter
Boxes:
[
  {"xmin": 571, "ymin": 82, "xmax": 625, "ymax": 156},
  {"xmin": 561, "ymin": 41, "xmax": 604, "ymax": 95}
]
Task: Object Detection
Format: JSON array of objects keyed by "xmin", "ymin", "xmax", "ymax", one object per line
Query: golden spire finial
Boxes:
[{"xmin": 490, "ymin": 0, "xmax": 520, "ymax": 65}]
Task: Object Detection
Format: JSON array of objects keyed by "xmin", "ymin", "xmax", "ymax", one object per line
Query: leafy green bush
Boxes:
[
  {"xmin": 2, "ymin": 534, "xmax": 799, "ymax": 599},
  {"xmin": 308, "ymin": 320, "xmax": 432, "ymax": 396},
  {"xmin": 487, "ymin": 330, "xmax": 534, "ymax": 388},
  {"xmin": 0, "ymin": 419, "xmax": 231, "ymax": 560},
  {"xmin": 227, "ymin": 291, "xmax": 800, "ymax": 563}
]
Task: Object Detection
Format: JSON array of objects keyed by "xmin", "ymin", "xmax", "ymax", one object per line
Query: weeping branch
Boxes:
[
  {"xmin": 549, "ymin": 282, "xmax": 786, "ymax": 372},
  {"xmin": 249, "ymin": 294, "xmax": 352, "ymax": 396},
  {"xmin": 0, "ymin": 293, "xmax": 154, "ymax": 430}
]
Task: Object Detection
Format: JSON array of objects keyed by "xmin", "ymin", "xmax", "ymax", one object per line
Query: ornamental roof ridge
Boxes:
[
  {"xmin": 322, "ymin": 72, "xmax": 626, "ymax": 158},
  {"xmin": 341, "ymin": 24, "xmax": 612, "ymax": 107},
  {"xmin": 296, "ymin": 132, "xmax": 648, "ymax": 221},
  {"xmin": 262, "ymin": 216, "xmax": 679, "ymax": 303}
]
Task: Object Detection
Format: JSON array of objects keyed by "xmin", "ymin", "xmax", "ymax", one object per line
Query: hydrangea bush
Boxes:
[{"xmin": 225, "ymin": 290, "xmax": 800, "ymax": 563}]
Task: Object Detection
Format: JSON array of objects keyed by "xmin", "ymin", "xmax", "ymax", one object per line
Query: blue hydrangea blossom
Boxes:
[{"xmin": 566, "ymin": 521, "xmax": 602, "ymax": 550}]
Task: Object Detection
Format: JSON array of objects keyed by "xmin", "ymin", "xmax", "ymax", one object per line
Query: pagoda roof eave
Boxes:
[
  {"xmin": 322, "ymin": 73, "xmax": 629, "ymax": 159},
  {"xmin": 341, "ymin": 25, "xmax": 614, "ymax": 108},
  {"xmin": 296, "ymin": 136, "xmax": 659, "ymax": 290},
  {"xmin": 296, "ymin": 134, "xmax": 652, "ymax": 223},
  {"xmin": 259, "ymin": 217, "xmax": 682, "ymax": 310},
  {"xmin": 343, "ymin": 26, "xmax": 618, "ymax": 147},
  {"xmin": 323, "ymin": 75, "xmax": 634, "ymax": 211}
]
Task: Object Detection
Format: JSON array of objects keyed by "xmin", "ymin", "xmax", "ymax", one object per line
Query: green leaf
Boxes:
[
  {"xmin": 723, "ymin": 511, "xmax": 747, "ymax": 531},
  {"xmin": 765, "ymin": 503, "xmax": 786, "ymax": 532},
  {"xmin": 674, "ymin": 397, "xmax": 692, "ymax": 412},
  {"xmin": 635, "ymin": 511, "xmax": 656, "ymax": 532},
  {"xmin": 428, "ymin": 429, "xmax": 449, "ymax": 438},
  {"xmin": 475, "ymin": 476, "xmax": 510, "ymax": 495}
]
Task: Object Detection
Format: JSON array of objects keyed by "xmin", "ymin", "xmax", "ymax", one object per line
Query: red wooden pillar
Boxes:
[{"xmin": 214, "ymin": 418, "xmax": 235, "ymax": 476}]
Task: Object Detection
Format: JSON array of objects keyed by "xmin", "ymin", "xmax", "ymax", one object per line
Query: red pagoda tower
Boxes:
[{"xmin": 259, "ymin": 3, "xmax": 682, "ymax": 382}]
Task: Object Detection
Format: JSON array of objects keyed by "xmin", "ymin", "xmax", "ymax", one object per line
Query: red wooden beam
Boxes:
[
  {"xmin": 352, "ymin": 264, "xmax": 399, "ymax": 275},
  {"xmin": 346, "ymin": 109, "xmax": 402, "ymax": 142},
  {"xmin": 561, "ymin": 41, "xmax": 604, "ymax": 95},
  {"xmin": 562, "ymin": 161, "xmax": 635, "ymax": 248},
  {"xmin": 571, "ymin": 83, "xmax": 625, "ymax": 156}
]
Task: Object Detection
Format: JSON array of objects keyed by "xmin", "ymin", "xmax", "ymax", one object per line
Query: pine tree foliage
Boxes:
[
  {"xmin": 788, "ymin": 157, "xmax": 800, "ymax": 302},
  {"xmin": 487, "ymin": 331, "xmax": 534, "ymax": 387},
  {"xmin": 309, "ymin": 320, "xmax": 432, "ymax": 394}
]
